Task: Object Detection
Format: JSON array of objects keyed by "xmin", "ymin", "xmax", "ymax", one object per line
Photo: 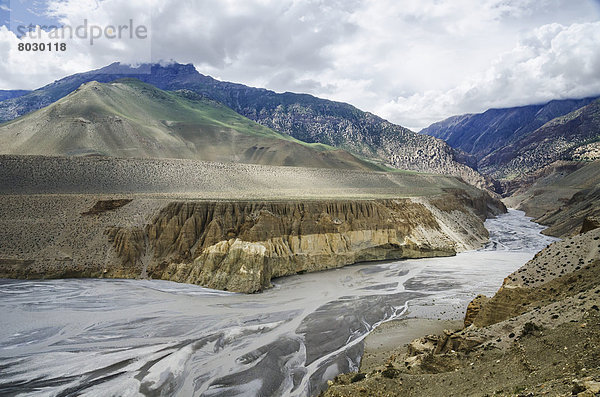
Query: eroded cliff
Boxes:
[
  {"xmin": 105, "ymin": 191, "xmax": 502, "ymax": 292},
  {"xmin": 0, "ymin": 189, "xmax": 504, "ymax": 293}
]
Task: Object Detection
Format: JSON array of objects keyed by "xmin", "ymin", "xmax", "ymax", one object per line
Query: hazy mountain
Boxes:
[
  {"xmin": 479, "ymin": 99, "xmax": 600, "ymax": 179},
  {"xmin": 0, "ymin": 79, "xmax": 380, "ymax": 171},
  {"xmin": 0, "ymin": 62, "xmax": 489, "ymax": 188},
  {"xmin": 0, "ymin": 90, "xmax": 30, "ymax": 102},
  {"xmin": 421, "ymin": 96, "xmax": 599, "ymax": 162}
]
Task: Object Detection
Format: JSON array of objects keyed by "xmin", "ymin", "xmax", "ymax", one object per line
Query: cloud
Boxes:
[
  {"xmin": 379, "ymin": 21, "xmax": 600, "ymax": 130},
  {"xmin": 0, "ymin": 0, "xmax": 599, "ymax": 131},
  {"xmin": 0, "ymin": 0, "xmax": 152, "ymax": 88}
]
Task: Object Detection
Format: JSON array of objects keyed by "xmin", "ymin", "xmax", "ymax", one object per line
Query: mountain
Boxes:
[
  {"xmin": 421, "ymin": 96, "xmax": 599, "ymax": 163},
  {"xmin": 0, "ymin": 62, "xmax": 489, "ymax": 188},
  {"xmin": 480, "ymin": 99, "xmax": 600, "ymax": 179},
  {"xmin": 0, "ymin": 79, "xmax": 379, "ymax": 171},
  {"xmin": 0, "ymin": 90, "xmax": 30, "ymax": 102},
  {"xmin": 505, "ymin": 160, "xmax": 600, "ymax": 237}
]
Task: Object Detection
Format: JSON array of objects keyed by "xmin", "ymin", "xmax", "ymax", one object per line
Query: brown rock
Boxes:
[
  {"xmin": 581, "ymin": 216, "xmax": 600, "ymax": 234},
  {"xmin": 464, "ymin": 294, "xmax": 490, "ymax": 327}
]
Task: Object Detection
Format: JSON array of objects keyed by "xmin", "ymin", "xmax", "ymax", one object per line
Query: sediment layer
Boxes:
[{"xmin": 0, "ymin": 189, "xmax": 504, "ymax": 293}]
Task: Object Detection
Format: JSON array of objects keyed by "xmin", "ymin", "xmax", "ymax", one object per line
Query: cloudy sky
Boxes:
[{"xmin": 1, "ymin": 0, "xmax": 599, "ymax": 130}]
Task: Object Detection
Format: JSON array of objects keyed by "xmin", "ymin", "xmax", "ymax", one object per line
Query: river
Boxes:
[{"xmin": 0, "ymin": 209, "xmax": 558, "ymax": 397}]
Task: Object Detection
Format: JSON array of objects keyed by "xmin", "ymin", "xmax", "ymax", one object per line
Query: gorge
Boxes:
[{"xmin": 0, "ymin": 210, "xmax": 556, "ymax": 397}]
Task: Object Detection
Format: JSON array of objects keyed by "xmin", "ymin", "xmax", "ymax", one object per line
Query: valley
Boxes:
[
  {"xmin": 0, "ymin": 55, "xmax": 598, "ymax": 397},
  {"xmin": 0, "ymin": 155, "xmax": 503, "ymax": 293},
  {"xmin": 0, "ymin": 210, "xmax": 556, "ymax": 397},
  {"xmin": 319, "ymin": 83, "xmax": 600, "ymax": 397}
]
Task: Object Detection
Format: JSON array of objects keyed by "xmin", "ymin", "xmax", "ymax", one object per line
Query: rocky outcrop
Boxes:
[
  {"xmin": 107, "ymin": 192, "xmax": 502, "ymax": 292},
  {"xmin": 581, "ymin": 216, "xmax": 600, "ymax": 233},
  {"xmin": 82, "ymin": 199, "xmax": 133, "ymax": 215},
  {"xmin": 463, "ymin": 294, "xmax": 489, "ymax": 327}
]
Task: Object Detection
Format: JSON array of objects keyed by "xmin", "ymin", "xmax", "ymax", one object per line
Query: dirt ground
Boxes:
[{"xmin": 322, "ymin": 229, "xmax": 600, "ymax": 397}]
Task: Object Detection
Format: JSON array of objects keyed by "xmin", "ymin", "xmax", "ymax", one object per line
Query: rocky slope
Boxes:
[
  {"xmin": 0, "ymin": 90, "xmax": 30, "ymax": 101},
  {"xmin": 0, "ymin": 156, "xmax": 504, "ymax": 293},
  {"xmin": 0, "ymin": 79, "xmax": 378, "ymax": 171},
  {"xmin": 421, "ymin": 96, "xmax": 599, "ymax": 164},
  {"xmin": 0, "ymin": 62, "xmax": 489, "ymax": 188},
  {"xmin": 481, "ymin": 99, "xmax": 600, "ymax": 179},
  {"xmin": 323, "ymin": 227, "xmax": 600, "ymax": 397},
  {"xmin": 505, "ymin": 160, "xmax": 600, "ymax": 237}
]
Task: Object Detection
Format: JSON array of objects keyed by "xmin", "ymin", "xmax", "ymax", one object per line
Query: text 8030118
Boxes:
[{"xmin": 18, "ymin": 42, "xmax": 67, "ymax": 52}]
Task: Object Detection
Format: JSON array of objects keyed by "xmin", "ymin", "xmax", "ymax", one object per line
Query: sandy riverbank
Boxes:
[{"xmin": 360, "ymin": 318, "xmax": 463, "ymax": 372}]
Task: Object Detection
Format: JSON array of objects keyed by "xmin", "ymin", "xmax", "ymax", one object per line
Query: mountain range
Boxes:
[
  {"xmin": 2, "ymin": 61, "xmax": 598, "ymax": 198},
  {"xmin": 0, "ymin": 78, "xmax": 378, "ymax": 170},
  {"xmin": 0, "ymin": 62, "xmax": 488, "ymax": 188},
  {"xmin": 421, "ymin": 92, "xmax": 600, "ymax": 237},
  {"xmin": 422, "ymin": 97, "xmax": 600, "ymax": 179},
  {"xmin": 421, "ymin": 96, "xmax": 599, "ymax": 165},
  {"xmin": 480, "ymin": 99, "xmax": 600, "ymax": 178}
]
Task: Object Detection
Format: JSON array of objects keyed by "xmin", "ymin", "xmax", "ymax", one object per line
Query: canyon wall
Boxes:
[{"xmin": 0, "ymin": 189, "xmax": 504, "ymax": 293}]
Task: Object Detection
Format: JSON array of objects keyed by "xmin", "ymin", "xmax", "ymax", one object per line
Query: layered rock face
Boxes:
[
  {"xmin": 108, "ymin": 193, "xmax": 502, "ymax": 292},
  {"xmin": 0, "ymin": 189, "xmax": 504, "ymax": 293}
]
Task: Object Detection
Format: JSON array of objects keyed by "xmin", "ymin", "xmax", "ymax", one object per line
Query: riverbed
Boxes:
[{"xmin": 0, "ymin": 209, "xmax": 558, "ymax": 396}]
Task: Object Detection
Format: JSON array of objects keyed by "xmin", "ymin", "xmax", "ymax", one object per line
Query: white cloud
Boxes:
[
  {"xmin": 0, "ymin": 0, "xmax": 599, "ymax": 131},
  {"xmin": 379, "ymin": 21, "xmax": 600, "ymax": 130},
  {"xmin": 0, "ymin": 0, "xmax": 152, "ymax": 88}
]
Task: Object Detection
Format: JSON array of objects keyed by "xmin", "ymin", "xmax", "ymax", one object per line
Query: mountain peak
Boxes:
[{"xmin": 91, "ymin": 61, "xmax": 199, "ymax": 77}]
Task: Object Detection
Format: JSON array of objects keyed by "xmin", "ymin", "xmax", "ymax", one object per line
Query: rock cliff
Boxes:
[
  {"xmin": 108, "ymin": 192, "xmax": 503, "ymax": 292},
  {"xmin": 0, "ymin": 190, "xmax": 504, "ymax": 293}
]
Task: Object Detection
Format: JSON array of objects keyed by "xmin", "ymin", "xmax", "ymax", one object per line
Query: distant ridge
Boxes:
[
  {"xmin": 480, "ymin": 99, "xmax": 600, "ymax": 179},
  {"xmin": 0, "ymin": 89, "xmax": 30, "ymax": 102},
  {"xmin": 421, "ymin": 96, "xmax": 600, "ymax": 164}
]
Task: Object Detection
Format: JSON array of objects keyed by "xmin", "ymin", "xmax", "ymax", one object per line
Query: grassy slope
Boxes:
[
  {"xmin": 0, "ymin": 63, "xmax": 491, "ymax": 188},
  {"xmin": 0, "ymin": 79, "xmax": 382, "ymax": 171}
]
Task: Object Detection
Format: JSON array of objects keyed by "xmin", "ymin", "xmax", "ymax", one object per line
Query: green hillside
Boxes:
[{"xmin": 0, "ymin": 79, "xmax": 381, "ymax": 171}]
